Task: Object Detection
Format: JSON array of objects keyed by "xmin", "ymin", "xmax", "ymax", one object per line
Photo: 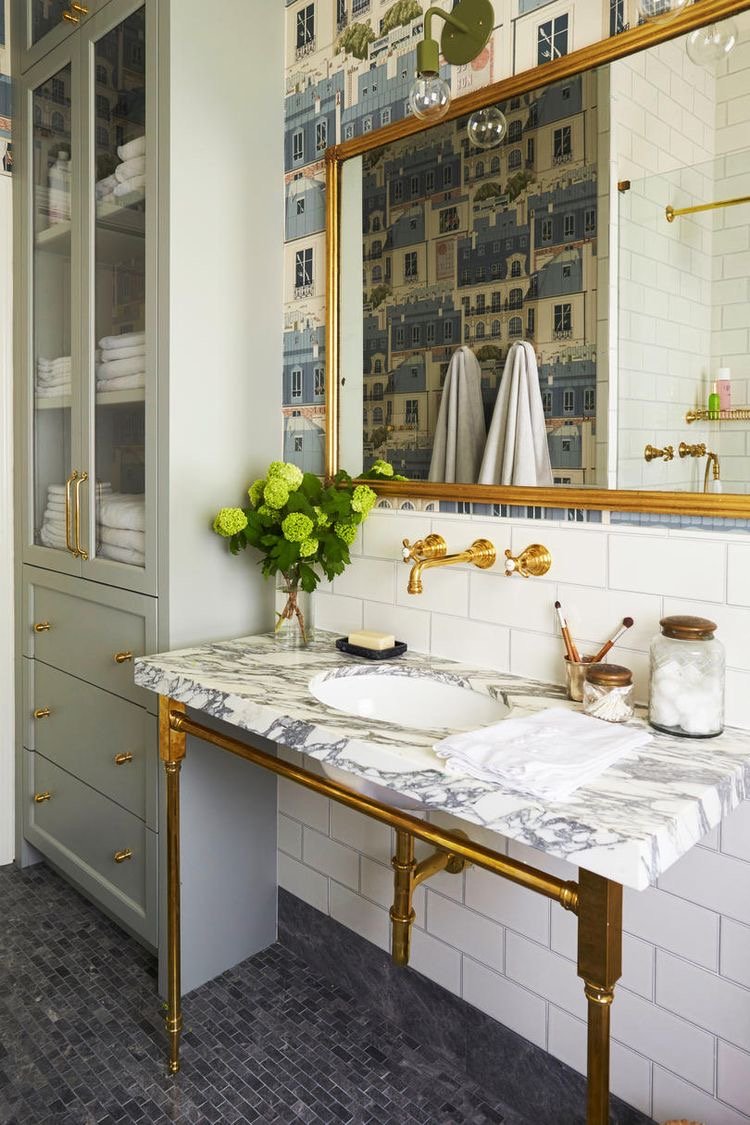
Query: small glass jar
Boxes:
[
  {"xmin": 649, "ymin": 615, "xmax": 724, "ymax": 738},
  {"xmin": 583, "ymin": 664, "xmax": 634, "ymax": 723}
]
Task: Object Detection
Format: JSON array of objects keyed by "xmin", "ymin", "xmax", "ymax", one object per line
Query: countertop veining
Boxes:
[{"xmin": 134, "ymin": 633, "xmax": 750, "ymax": 890}]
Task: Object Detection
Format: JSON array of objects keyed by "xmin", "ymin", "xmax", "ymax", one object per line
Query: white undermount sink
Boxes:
[{"xmin": 308, "ymin": 668, "xmax": 508, "ymax": 732}]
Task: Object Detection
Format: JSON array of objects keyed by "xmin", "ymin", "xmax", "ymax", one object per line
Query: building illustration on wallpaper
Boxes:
[{"xmin": 281, "ymin": 0, "xmax": 619, "ymax": 478}]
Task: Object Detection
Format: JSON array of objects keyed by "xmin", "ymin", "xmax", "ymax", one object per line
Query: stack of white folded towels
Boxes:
[
  {"xmin": 97, "ymin": 491, "xmax": 145, "ymax": 566},
  {"xmin": 36, "ymin": 355, "xmax": 72, "ymax": 398},
  {"xmin": 433, "ymin": 707, "xmax": 652, "ymax": 802},
  {"xmin": 96, "ymin": 331, "xmax": 146, "ymax": 392},
  {"xmin": 96, "ymin": 135, "xmax": 146, "ymax": 205},
  {"xmin": 38, "ymin": 481, "xmax": 112, "ymax": 550}
]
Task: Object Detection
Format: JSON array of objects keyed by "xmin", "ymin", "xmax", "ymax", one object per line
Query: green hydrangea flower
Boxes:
[
  {"xmin": 299, "ymin": 538, "xmax": 319, "ymax": 558},
  {"xmin": 393, "ymin": 473, "xmax": 408, "ymax": 482},
  {"xmin": 351, "ymin": 484, "xmax": 377, "ymax": 515},
  {"xmin": 334, "ymin": 521, "xmax": 358, "ymax": 546},
  {"xmin": 313, "ymin": 505, "xmax": 330, "ymax": 528},
  {"xmin": 370, "ymin": 459, "xmax": 394, "ymax": 477},
  {"xmin": 267, "ymin": 461, "xmax": 303, "ymax": 490},
  {"xmin": 263, "ymin": 478, "xmax": 290, "ymax": 509},
  {"xmin": 282, "ymin": 512, "xmax": 314, "ymax": 543},
  {"xmin": 248, "ymin": 478, "xmax": 266, "ymax": 507},
  {"xmin": 256, "ymin": 504, "xmax": 278, "ymax": 524},
  {"xmin": 212, "ymin": 507, "xmax": 248, "ymax": 537}
]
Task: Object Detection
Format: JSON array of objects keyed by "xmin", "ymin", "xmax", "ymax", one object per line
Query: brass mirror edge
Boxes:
[{"xmin": 324, "ymin": 0, "xmax": 750, "ymax": 519}]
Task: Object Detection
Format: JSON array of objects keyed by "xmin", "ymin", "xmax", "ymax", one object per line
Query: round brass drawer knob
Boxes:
[
  {"xmin": 114, "ymin": 651, "xmax": 133, "ymax": 664},
  {"xmin": 33, "ymin": 707, "xmax": 51, "ymax": 719},
  {"xmin": 114, "ymin": 752, "xmax": 134, "ymax": 766},
  {"xmin": 113, "ymin": 849, "xmax": 133, "ymax": 863},
  {"xmin": 34, "ymin": 622, "xmax": 51, "ymax": 633},
  {"xmin": 34, "ymin": 791, "xmax": 52, "ymax": 803}
]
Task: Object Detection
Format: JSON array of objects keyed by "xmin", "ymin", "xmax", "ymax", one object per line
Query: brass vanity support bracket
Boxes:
[
  {"xmin": 390, "ymin": 828, "xmax": 471, "ymax": 967},
  {"xmin": 577, "ymin": 869, "xmax": 622, "ymax": 1125},
  {"xmin": 160, "ymin": 698, "xmax": 187, "ymax": 1076}
]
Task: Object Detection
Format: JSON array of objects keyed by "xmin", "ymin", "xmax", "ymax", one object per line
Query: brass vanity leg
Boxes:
[
  {"xmin": 390, "ymin": 829, "xmax": 417, "ymax": 966},
  {"xmin": 577, "ymin": 869, "xmax": 623, "ymax": 1125},
  {"xmin": 160, "ymin": 697, "xmax": 187, "ymax": 1074}
]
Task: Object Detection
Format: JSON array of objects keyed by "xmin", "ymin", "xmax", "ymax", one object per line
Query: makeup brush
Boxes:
[
  {"xmin": 554, "ymin": 601, "xmax": 581, "ymax": 663},
  {"xmin": 591, "ymin": 617, "xmax": 634, "ymax": 664}
]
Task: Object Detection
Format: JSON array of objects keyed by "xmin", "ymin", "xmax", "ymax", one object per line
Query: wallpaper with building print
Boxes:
[
  {"xmin": 0, "ymin": 0, "xmax": 11, "ymax": 171},
  {"xmin": 282, "ymin": 0, "xmax": 629, "ymax": 482}
]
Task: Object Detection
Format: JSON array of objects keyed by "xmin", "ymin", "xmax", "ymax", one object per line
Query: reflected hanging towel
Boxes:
[
  {"xmin": 478, "ymin": 341, "xmax": 553, "ymax": 487},
  {"xmin": 428, "ymin": 346, "xmax": 486, "ymax": 483}
]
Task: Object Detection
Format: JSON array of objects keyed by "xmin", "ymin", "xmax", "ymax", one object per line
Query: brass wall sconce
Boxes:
[
  {"xmin": 409, "ymin": 0, "xmax": 493, "ymax": 120},
  {"xmin": 644, "ymin": 444, "xmax": 674, "ymax": 462}
]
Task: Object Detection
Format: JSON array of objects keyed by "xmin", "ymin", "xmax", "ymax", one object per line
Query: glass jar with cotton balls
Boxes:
[
  {"xmin": 467, "ymin": 106, "xmax": 508, "ymax": 149},
  {"xmin": 648, "ymin": 616, "xmax": 725, "ymax": 738}
]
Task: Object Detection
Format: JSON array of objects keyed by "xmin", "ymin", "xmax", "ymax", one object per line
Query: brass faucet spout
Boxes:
[{"xmin": 403, "ymin": 534, "xmax": 496, "ymax": 595}]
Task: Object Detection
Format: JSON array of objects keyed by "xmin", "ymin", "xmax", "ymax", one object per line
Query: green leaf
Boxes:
[
  {"xmin": 300, "ymin": 473, "xmax": 322, "ymax": 503},
  {"xmin": 298, "ymin": 563, "xmax": 319, "ymax": 593}
]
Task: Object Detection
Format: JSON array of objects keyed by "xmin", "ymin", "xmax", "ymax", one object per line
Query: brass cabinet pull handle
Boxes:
[
  {"xmin": 62, "ymin": 10, "xmax": 80, "ymax": 21},
  {"xmin": 34, "ymin": 791, "xmax": 52, "ymax": 803},
  {"xmin": 73, "ymin": 471, "xmax": 88, "ymax": 560},
  {"xmin": 114, "ymin": 651, "xmax": 133, "ymax": 664},
  {"xmin": 64, "ymin": 470, "xmax": 78, "ymax": 555},
  {"xmin": 33, "ymin": 707, "xmax": 51, "ymax": 719},
  {"xmin": 114, "ymin": 752, "xmax": 134, "ymax": 765},
  {"xmin": 70, "ymin": 2, "xmax": 89, "ymax": 11},
  {"xmin": 113, "ymin": 848, "xmax": 133, "ymax": 863},
  {"xmin": 34, "ymin": 621, "xmax": 51, "ymax": 633}
]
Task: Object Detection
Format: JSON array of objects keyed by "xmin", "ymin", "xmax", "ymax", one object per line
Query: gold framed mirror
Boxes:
[{"xmin": 325, "ymin": 0, "xmax": 750, "ymax": 516}]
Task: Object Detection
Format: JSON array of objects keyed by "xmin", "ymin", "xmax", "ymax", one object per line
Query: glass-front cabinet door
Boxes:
[
  {"xmin": 26, "ymin": 47, "xmax": 84, "ymax": 576},
  {"xmin": 81, "ymin": 1, "xmax": 152, "ymax": 591},
  {"xmin": 20, "ymin": 0, "xmax": 94, "ymax": 73}
]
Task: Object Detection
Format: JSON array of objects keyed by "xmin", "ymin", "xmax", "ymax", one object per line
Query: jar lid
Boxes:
[
  {"xmin": 660, "ymin": 614, "xmax": 717, "ymax": 640},
  {"xmin": 585, "ymin": 663, "xmax": 632, "ymax": 687}
]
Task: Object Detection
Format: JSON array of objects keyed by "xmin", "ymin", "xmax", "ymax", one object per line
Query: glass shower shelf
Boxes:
[{"xmin": 686, "ymin": 407, "xmax": 750, "ymax": 423}]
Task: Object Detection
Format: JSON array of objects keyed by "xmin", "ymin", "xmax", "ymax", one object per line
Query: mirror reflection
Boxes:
[{"xmin": 337, "ymin": 14, "xmax": 750, "ymax": 494}]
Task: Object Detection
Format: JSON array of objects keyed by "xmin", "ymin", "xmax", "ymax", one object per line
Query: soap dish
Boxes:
[{"xmin": 336, "ymin": 637, "xmax": 408, "ymax": 661}]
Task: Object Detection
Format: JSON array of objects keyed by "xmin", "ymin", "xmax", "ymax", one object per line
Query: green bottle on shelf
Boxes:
[{"xmin": 708, "ymin": 381, "xmax": 720, "ymax": 420}]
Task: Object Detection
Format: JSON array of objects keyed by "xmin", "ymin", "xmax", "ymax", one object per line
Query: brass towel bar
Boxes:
[{"xmin": 666, "ymin": 194, "xmax": 750, "ymax": 222}]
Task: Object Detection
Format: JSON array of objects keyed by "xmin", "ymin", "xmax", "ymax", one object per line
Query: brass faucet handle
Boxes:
[
  {"xmin": 504, "ymin": 543, "xmax": 552, "ymax": 578},
  {"xmin": 401, "ymin": 534, "xmax": 447, "ymax": 563},
  {"xmin": 644, "ymin": 444, "xmax": 674, "ymax": 463},
  {"xmin": 679, "ymin": 441, "xmax": 706, "ymax": 458}
]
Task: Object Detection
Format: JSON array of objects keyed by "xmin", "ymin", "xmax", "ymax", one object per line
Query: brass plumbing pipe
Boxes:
[
  {"xmin": 390, "ymin": 829, "xmax": 470, "ymax": 966},
  {"xmin": 704, "ymin": 450, "xmax": 720, "ymax": 494}
]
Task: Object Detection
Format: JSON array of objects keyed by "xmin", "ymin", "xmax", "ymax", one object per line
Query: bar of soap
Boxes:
[{"xmin": 347, "ymin": 630, "xmax": 395, "ymax": 651}]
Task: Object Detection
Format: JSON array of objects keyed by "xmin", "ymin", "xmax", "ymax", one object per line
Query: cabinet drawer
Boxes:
[
  {"xmin": 24, "ymin": 567, "xmax": 157, "ymax": 708},
  {"xmin": 25, "ymin": 661, "xmax": 158, "ymax": 829},
  {"xmin": 25, "ymin": 752, "xmax": 157, "ymax": 946}
]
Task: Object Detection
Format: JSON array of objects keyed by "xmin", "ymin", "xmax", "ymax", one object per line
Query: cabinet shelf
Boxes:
[
  {"xmin": 35, "ymin": 192, "xmax": 145, "ymax": 261},
  {"xmin": 685, "ymin": 407, "xmax": 750, "ymax": 423},
  {"xmin": 36, "ymin": 388, "xmax": 145, "ymax": 410}
]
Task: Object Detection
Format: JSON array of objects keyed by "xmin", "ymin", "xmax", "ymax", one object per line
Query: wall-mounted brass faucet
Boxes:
[
  {"xmin": 679, "ymin": 441, "xmax": 706, "ymax": 459},
  {"xmin": 644, "ymin": 443, "xmax": 674, "ymax": 462},
  {"xmin": 402, "ymin": 533, "xmax": 495, "ymax": 594},
  {"xmin": 402, "ymin": 534, "xmax": 552, "ymax": 593},
  {"xmin": 679, "ymin": 441, "xmax": 721, "ymax": 492}
]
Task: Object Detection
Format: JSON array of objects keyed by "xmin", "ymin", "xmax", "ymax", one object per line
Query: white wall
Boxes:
[
  {"xmin": 280, "ymin": 507, "xmax": 750, "ymax": 1123},
  {"xmin": 0, "ymin": 167, "xmax": 13, "ymax": 867}
]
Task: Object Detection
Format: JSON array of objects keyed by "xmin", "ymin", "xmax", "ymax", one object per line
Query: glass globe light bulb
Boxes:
[
  {"xmin": 409, "ymin": 74, "xmax": 451, "ymax": 122},
  {"xmin": 635, "ymin": 0, "xmax": 689, "ymax": 21},
  {"xmin": 467, "ymin": 106, "xmax": 508, "ymax": 150},
  {"xmin": 686, "ymin": 20, "xmax": 738, "ymax": 67}
]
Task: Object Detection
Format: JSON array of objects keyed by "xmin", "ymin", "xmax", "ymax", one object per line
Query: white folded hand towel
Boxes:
[
  {"xmin": 117, "ymin": 135, "xmax": 146, "ymax": 162},
  {"xmin": 99, "ymin": 526, "xmax": 145, "ymax": 551},
  {"xmin": 115, "ymin": 156, "xmax": 145, "ymax": 183},
  {"xmin": 95, "ymin": 355, "xmax": 146, "ymax": 379},
  {"xmin": 96, "ymin": 173, "xmax": 118, "ymax": 197},
  {"xmin": 98, "ymin": 493, "xmax": 145, "ymax": 533},
  {"xmin": 99, "ymin": 331, "xmax": 145, "ymax": 351},
  {"xmin": 96, "ymin": 372, "xmax": 145, "ymax": 391},
  {"xmin": 37, "ymin": 385, "xmax": 71, "ymax": 398},
  {"xmin": 433, "ymin": 707, "xmax": 652, "ymax": 801},
  {"xmin": 96, "ymin": 343, "xmax": 145, "ymax": 363},
  {"xmin": 98, "ymin": 542, "xmax": 145, "ymax": 566},
  {"xmin": 113, "ymin": 174, "xmax": 146, "ymax": 197}
]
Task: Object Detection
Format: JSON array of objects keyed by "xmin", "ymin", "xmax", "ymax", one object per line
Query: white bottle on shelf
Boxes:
[{"xmin": 47, "ymin": 149, "xmax": 71, "ymax": 224}]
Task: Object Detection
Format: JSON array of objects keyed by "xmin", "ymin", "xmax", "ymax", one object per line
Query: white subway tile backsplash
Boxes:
[
  {"xmin": 303, "ymin": 827, "xmax": 359, "ymax": 891},
  {"xmin": 470, "ymin": 569, "xmax": 557, "ymax": 633},
  {"xmin": 613, "ymin": 988, "xmax": 716, "ymax": 1091},
  {"xmin": 395, "ymin": 564, "xmax": 468, "ymax": 617},
  {"xmin": 330, "ymin": 804, "xmax": 393, "ymax": 864},
  {"xmin": 362, "ymin": 599, "xmax": 431, "ymax": 652},
  {"xmin": 333, "ymin": 556, "xmax": 396, "ymax": 604},
  {"xmin": 509, "ymin": 629, "xmax": 569, "ymax": 685},
  {"xmin": 278, "ymin": 778, "xmax": 330, "ymax": 834},
  {"xmin": 721, "ymin": 919, "xmax": 750, "ymax": 989},
  {"xmin": 465, "ymin": 866, "xmax": 550, "ymax": 945},
  {"xmin": 728, "ymin": 543, "xmax": 750, "ymax": 606},
  {"xmin": 656, "ymin": 949, "xmax": 750, "ymax": 1051},
  {"xmin": 653, "ymin": 1066, "xmax": 750, "ymax": 1125},
  {"xmin": 329, "ymin": 881, "xmax": 390, "ymax": 953},
  {"xmin": 722, "ymin": 801, "xmax": 750, "ymax": 863},
  {"xmin": 278, "ymin": 853, "xmax": 329, "ymax": 914},
  {"xmin": 663, "ymin": 600, "xmax": 750, "ymax": 672},
  {"xmin": 462, "ymin": 958, "xmax": 547, "ymax": 1049},
  {"xmin": 623, "ymin": 885, "xmax": 720, "ymax": 969},
  {"xmin": 278, "ymin": 813, "xmax": 302, "ymax": 859},
  {"xmin": 426, "ymin": 891, "xmax": 505, "ymax": 973},
  {"xmin": 718, "ymin": 1041, "xmax": 750, "ymax": 1115},
  {"xmin": 314, "ymin": 592, "xmax": 363, "ymax": 636},
  {"xmin": 609, "ymin": 534, "xmax": 726, "ymax": 600},
  {"xmin": 555, "ymin": 586, "xmax": 660, "ymax": 654},
  {"xmin": 409, "ymin": 927, "xmax": 462, "ymax": 996},
  {"xmin": 431, "ymin": 613, "xmax": 510, "ymax": 671},
  {"xmin": 511, "ymin": 526, "xmax": 608, "ymax": 588},
  {"xmin": 505, "ymin": 932, "xmax": 586, "ymax": 1019},
  {"xmin": 359, "ymin": 855, "xmax": 425, "ymax": 918},
  {"xmin": 659, "ymin": 846, "xmax": 750, "ymax": 926}
]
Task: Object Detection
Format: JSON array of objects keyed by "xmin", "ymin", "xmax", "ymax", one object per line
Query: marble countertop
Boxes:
[{"xmin": 134, "ymin": 633, "xmax": 750, "ymax": 891}]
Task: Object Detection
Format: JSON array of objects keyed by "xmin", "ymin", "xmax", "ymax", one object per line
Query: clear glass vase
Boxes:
[{"xmin": 275, "ymin": 582, "xmax": 315, "ymax": 648}]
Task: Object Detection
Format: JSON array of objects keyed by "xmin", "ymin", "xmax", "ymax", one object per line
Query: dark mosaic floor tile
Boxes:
[{"xmin": 0, "ymin": 863, "xmax": 528, "ymax": 1125}]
